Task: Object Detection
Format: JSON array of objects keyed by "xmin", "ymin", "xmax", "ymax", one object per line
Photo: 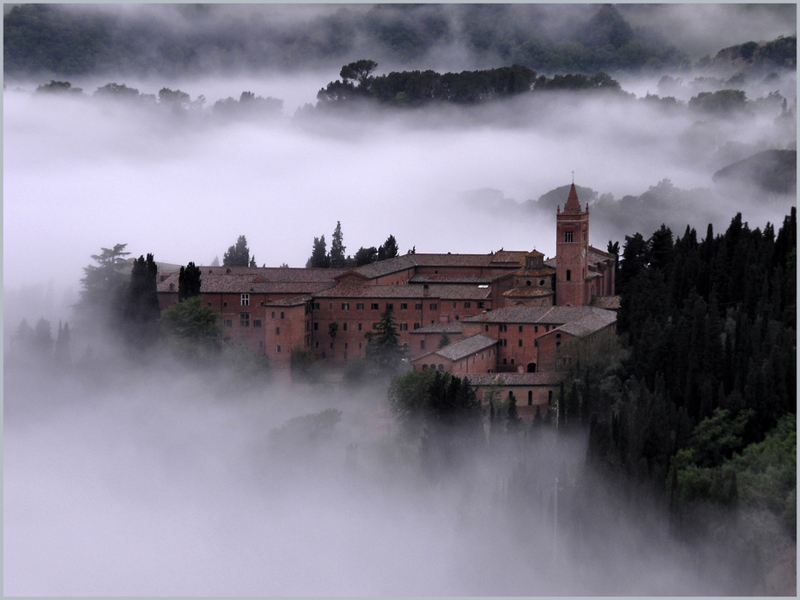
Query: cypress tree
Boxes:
[{"xmin": 329, "ymin": 221, "xmax": 346, "ymax": 268}]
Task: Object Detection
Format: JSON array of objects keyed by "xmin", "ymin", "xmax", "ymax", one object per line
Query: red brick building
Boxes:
[{"xmin": 156, "ymin": 184, "xmax": 618, "ymax": 416}]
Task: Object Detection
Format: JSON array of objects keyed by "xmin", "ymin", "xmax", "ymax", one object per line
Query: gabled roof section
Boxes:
[
  {"xmin": 503, "ymin": 287, "xmax": 554, "ymax": 298},
  {"xmin": 465, "ymin": 372, "xmax": 564, "ymax": 387},
  {"xmin": 431, "ymin": 334, "xmax": 497, "ymax": 362},
  {"xmin": 313, "ymin": 283, "xmax": 491, "ymax": 300},
  {"xmin": 348, "ymin": 254, "xmax": 418, "ymax": 279},
  {"xmin": 544, "ymin": 310, "xmax": 617, "ymax": 338},
  {"xmin": 463, "ymin": 305, "xmax": 616, "ymax": 325},
  {"xmin": 409, "ymin": 322, "xmax": 464, "ymax": 335},
  {"xmin": 156, "ymin": 267, "xmax": 348, "ymax": 294}
]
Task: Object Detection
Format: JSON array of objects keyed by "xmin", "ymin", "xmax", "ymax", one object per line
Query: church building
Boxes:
[{"xmin": 157, "ymin": 184, "xmax": 618, "ymax": 418}]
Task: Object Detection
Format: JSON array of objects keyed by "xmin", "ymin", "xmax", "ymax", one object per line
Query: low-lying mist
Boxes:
[
  {"xmin": 4, "ymin": 67, "xmax": 795, "ymax": 337},
  {"xmin": 5, "ymin": 355, "xmax": 742, "ymax": 596}
]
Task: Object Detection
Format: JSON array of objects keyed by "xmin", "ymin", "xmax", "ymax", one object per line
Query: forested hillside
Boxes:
[
  {"xmin": 568, "ymin": 209, "xmax": 796, "ymax": 589},
  {"xmin": 3, "ymin": 4, "xmax": 691, "ymax": 78}
]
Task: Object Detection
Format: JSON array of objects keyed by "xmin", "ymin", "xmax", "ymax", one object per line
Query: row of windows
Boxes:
[
  {"xmin": 563, "ymin": 231, "xmax": 587, "ymax": 243},
  {"xmin": 311, "ymin": 301, "xmax": 485, "ymax": 311},
  {"xmin": 312, "ymin": 322, "xmax": 421, "ymax": 332},
  {"xmin": 485, "ymin": 324, "xmax": 551, "ymax": 334}
]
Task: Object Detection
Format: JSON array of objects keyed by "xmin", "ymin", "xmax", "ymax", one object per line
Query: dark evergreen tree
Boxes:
[
  {"xmin": 178, "ymin": 262, "xmax": 202, "ymax": 301},
  {"xmin": 354, "ymin": 246, "xmax": 378, "ymax": 266},
  {"xmin": 306, "ymin": 235, "xmax": 330, "ymax": 268},
  {"xmin": 76, "ymin": 243, "xmax": 130, "ymax": 332},
  {"xmin": 378, "ymin": 234, "xmax": 399, "ymax": 261},
  {"xmin": 223, "ymin": 235, "xmax": 250, "ymax": 267},
  {"xmin": 54, "ymin": 321, "xmax": 71, "ymax": 367},
  {"xmin": 33, "ymin": 318, "xmax": 53, "ymax": 359},
  {"xmin": 122, "ymin": 254, "xmax": 160, "ymax": 350},
  {"xmin": 329, "ymin": 221, "xmax": 346, "ymax": 268},
  {"xmin": 365, "ymin": 305, "xmax": 403, "ymax": 373}
]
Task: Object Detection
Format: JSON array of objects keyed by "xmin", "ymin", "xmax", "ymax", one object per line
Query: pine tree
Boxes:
[
  {"xmin": 123, "ymin": 254, "xmax": 160, "ymax": 349},
  {"xmin": 178, "ymin": 262, "xmax": 202, "ymax": 301},
  {"xmin": 54, "ymin": 321, "xmax": 71, "ymax": 366},
  {"xmin": 223, "ymin": 235, "xmax": 250, "ymax": 267},
  {"xmin": 76, "ymin": 243, "xmax": 130, "ymax": 332},
  {"xmin": 378, "ymin": 234, "xmax": 399, "ymax": 261},
  {"xmin": 307, "ymin": 235, "xmax": 330, "ymax": 268},
  {"xmin": 365, "ymin": 305, "xmax": 403, "ymax": 373},
  {"xmin": 330, "ymin": 221, "xmax": 346, "ymax": 268}
]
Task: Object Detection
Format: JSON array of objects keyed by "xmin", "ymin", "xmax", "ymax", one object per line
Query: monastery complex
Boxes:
[{"xmin": 158, "ymin": 184, "xmax": 619, "ymax": 418}]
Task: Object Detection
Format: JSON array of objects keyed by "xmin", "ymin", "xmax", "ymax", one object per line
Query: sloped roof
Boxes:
[
  {"xmin": 265, "ymin": 296, "xmax": 312, "ymax": 307},
  {"xmin": 430, "ymin": 334, "xmax": 498, "ymax": 362},
  {"xmin": 563, "ymin": 183, "xmax": 584, "ymax": 214},
  {"xmin": 156, "ymin": 267, "xmax": 345, "ymax": 294},
  {"xmin": 409, "ymin": 322, "xmax": 464, "ymax": 335},
  {"xmin": 410, "ymin": 274, "xmax": 496, "ymax": 284},
  {"xmin": 546, "ymin": 310, "xmax": 617, "ymax": 338},
  {"xmin": 348, "ymin": 254, "xmax": 418, "ymax": 279},
  {"xmin": 465, "ymin": 372, "xmax": 563, "ymax": 387},
  {"xmin": 590, "ymin": 295, "xmax": 621, "ymax": 310},
  {"xmin": 463, "ymin": 305, "xmax": 614, "ymax": 325},
  {"xmin": 513, "ymin": 267, "xmax": 556, "ymax": 277},
  {"xmin": 314, "ymin": 283, "xmax": 491, "ymax": 300},
  {"xmin": 503, "ymin": 287, "xmax": 554, "ymax": 298}
]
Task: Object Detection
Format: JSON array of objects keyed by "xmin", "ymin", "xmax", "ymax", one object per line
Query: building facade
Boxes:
[{"xmin": 157, "ymin": 184, "xmax": 618, "ymax": 417}]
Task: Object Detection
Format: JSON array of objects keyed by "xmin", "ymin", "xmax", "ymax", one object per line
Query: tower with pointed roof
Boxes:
[{"xmin": 555, "ymin": 183, "xmax": 590, "ymax": 306}]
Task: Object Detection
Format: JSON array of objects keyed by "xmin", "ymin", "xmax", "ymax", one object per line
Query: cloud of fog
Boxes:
[{"xmin": 5, "ymin": 358, "xmax": 739, "ymax": 596}]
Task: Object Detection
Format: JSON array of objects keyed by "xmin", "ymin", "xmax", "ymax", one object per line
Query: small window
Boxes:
[
  {"xmin": 329, "ymin": 303, "xmax": 333, "ymax": 309},
  {"xmin": 371, "ymin": 303, "xmax": 379, "ymax": 310},
  {"xmin": 528, "ymin": 391, "xmax": 533, "ymax": 406},
  {"xmin": 421, "ymin": 340, "xmax": 426, "ymax": 349},
  {"xmin": 386, "ymin": 303, "xmax": 393, "ymax": 310},
  {"xmin": 478, "ymin": 302, "xmax": 485, "ymax": 309},
  {"xmin": 415, "ymin": 303, "xmax": 423, "ymax": 310},
  {"xmin": 343, "ymin": 322, "xmax": 348, "ymax": 331},
  {"xmin": 358, "ymin": 323, "xmax": 363, "ymax": 331},
  {"xmin": 400, "ymin": 323, "xmax": 408, "ymax": 331},
  {"xmin": 313, "ymin": 302, "xmax": 320, "ymax": 310},
  {"xmin": 518, "ymin": 339, "xmax": 523, "ymax": 347},
  {"xmin": 535, "ymin": 325, "xmax": 538, "ymax": 333},
  {"xmin": 240, "ymin": 313, "xmax": 250, "ymax": 327},
  {"xmin": 430, "ymin": 303, "xmax": 437, "ymax": 310},
  {"xmin": 241, "ymin": 293, "xmax": 249, "ymax": 306},
  {"xmin": 485, "ymin": 325, "xmax": 489, "ymax": 332},
  {"xmin": 254, "ymin": 319, "xmax": 262, "ymax": 328},
  {"xmin": 413, "ymin": 323, "xmax": 420, "ymax": 330},
  {"xmin": 356, "ymin": 303, "xmax": 364, "ymax": 310},
  {"xmin": 503, "ymin": 339, "xmax": 508, "ymax": 346},
  {"xmin": 344, "ymin": 342, "xmax": 348, "ymax": 349},
  {"xmin": 566, "ymin": 270, "xmax": 571, "ymax": 282},
  {"xmin": 314, "ymin": 323, "xmax": 319, "ymax": 330},
  {"xmin": 565, "ymin": 231, "xmax": 573, "ymax": 243},
  {"xmin": 519, "ymin": 326, "xmax": 523, "ymax": 333},
  {"xmin": 342, "ymin": 302, "xmax": 349, "ymax": 310},
  {"xmin": 224, "ymin": 319, "xmax": 232, "ymax": 328},
  {"xmin": 276, "ymin": 327, "xmax": 280, "ymax": 335},
  {"xmin": 465, "ymin": 302, "xmax": 471, "ymax": 308},
  {"xmin": 315, "ymin": 341, "xmax": 319, "ymax": 348},
  {"xmin": 540, "ymin": 279, "xmax": 546, "ymax": 286},
  {"xmin": 272, "ymin": 311, "xmax": 276, "ymax": 319},
  {"xmin": 223, "ymin": 301, "xmax": 227, "ymax": 307},
  {"xmin": 503, "ymin": 358, "xmax": 507, "ymax": 365},
  {"xmin": 277, "ymin": 345, "xmax": 281, "ymax": 353},
  {"xmin": 400, "ymin": 303, "xmax": 408, "ymax": 310},
  {"xmin": 280, "ymin": 312, "xmax": 285, "ymax": 319},
  {"xmin": 372, "ymin": 322, "xmax": 379, "ymax": 330}
]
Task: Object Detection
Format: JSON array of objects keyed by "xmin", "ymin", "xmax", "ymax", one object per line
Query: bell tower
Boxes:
[{"xmin": 556, "ymin": 183, "xmax": 590, "ymax": 306}]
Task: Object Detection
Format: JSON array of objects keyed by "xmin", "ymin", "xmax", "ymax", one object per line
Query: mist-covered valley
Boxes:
[{"xmin": 4, "ymin": 4, "xmax": 797, "ymax": 596}]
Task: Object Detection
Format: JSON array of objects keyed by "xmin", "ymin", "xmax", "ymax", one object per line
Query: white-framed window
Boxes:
[{"xmin": 241, "ymin": 293, "xmax": 250, "ymax": 306}]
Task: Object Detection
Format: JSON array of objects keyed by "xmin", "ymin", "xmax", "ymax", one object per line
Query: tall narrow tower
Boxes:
[{"xmin": 556, "ymin": 183, "xmax": 590, "ymax": 306}]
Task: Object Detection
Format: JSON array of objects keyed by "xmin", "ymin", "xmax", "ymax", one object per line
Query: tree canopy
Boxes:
[{"xmin": 223, "ymin": 235, "xmax": 251, "ymax": 267}]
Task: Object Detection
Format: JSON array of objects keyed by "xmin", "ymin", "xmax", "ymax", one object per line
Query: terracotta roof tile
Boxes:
[
  {"xmin": 409, "ymin": 322, "xmax": 464, "ymax": 335},
  {"xmin": 503, "ymin": 287, "xmax": 554, "ymax": 298},
  {"xmin": 463, "ymin": 305, "xmax": 615, "ymax": 325},
  {"xmin": 314, "ymin": 283, "xmax": 491, "ymax": 300},
  {"xmin": 465, "ymin": 372, "xmax": 563, "ymax": 386},
  {"xmin": 430, "ymin": 334, "xmax": 497, "ymax": 362}
]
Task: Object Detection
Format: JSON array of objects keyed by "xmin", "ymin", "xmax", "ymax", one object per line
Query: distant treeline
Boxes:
[
  {"xmin": 4, "ymin": 4, "xmax": 692, "ymax": 78},
  {"xmin": 316, "ymin": 60, "xmax": 624, "ymax": 107}
]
